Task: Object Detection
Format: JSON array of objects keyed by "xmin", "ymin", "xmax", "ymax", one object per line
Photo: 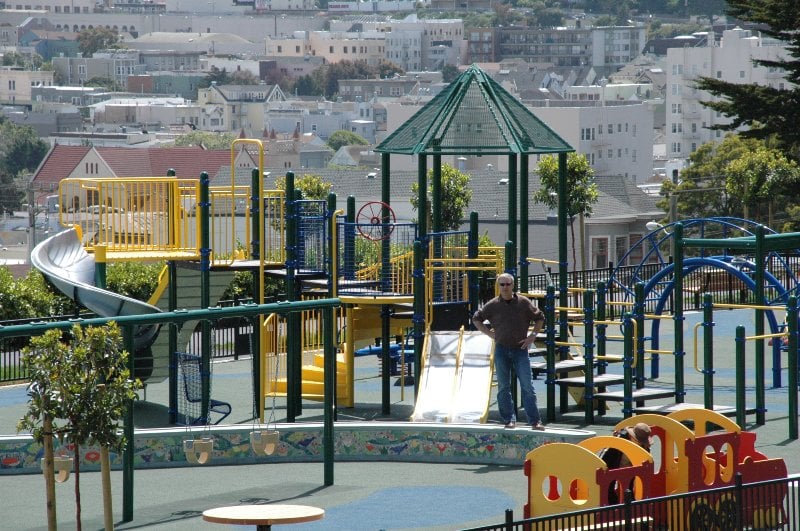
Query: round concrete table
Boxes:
[{"xmin": 202, "ymin": 504, "xmax": 324, "ymax": 530}]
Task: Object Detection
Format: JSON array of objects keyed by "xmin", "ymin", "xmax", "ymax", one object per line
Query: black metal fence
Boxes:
[
  {"xmin": 0, "ymin": 299, "xmax": 258, "ymax": 385},
  {"xmin": 463, "ymin": 473, "xmax": 800, "ymax": 531}
]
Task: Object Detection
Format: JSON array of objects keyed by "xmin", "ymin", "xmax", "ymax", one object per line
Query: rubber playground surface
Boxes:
[{"xmin": 1, "ymin": 308, "xmax": 799, "ymax": 530}]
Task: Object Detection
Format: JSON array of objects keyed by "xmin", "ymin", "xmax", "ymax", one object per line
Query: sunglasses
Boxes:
[{"xmin": 498, "ymin": 282, "xmax": 512, "ymax": 286}]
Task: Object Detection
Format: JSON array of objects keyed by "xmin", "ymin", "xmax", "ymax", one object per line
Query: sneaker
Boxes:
[
  {"xmin": 530, "ymin": 422, "xmax": 545, "ymax": 431},
  {"xmin": 504, "ymin": 420, "xmax": 516, "ymax": 429}
]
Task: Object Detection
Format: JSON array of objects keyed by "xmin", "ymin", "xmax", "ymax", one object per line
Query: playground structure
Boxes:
[
  {"xmin": 8, "ymin": 64, "xmax": 800, "ymax": 527},
  {"xmin": 24, "ymin": 164, "xmax": 800, "ymax": 440},
  {"xmin": 526, "ymin": 217, "xmax": 800, "ymax": 442},
  {"xmin": 524, "ymin": 408, "xmax": 789, "ymax": 528}
]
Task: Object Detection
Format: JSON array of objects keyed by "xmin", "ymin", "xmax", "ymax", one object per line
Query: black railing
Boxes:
[
  {"xmin": 463, "ymin": 473, "xmax": 800, "ymax": 531},
  {"xmin": 0, "ymin": 313, "xmax": 93, "ymax": 384},
  {"xmin": 0, "ymin": 299, "xmax": 260, "ymax": 384}
]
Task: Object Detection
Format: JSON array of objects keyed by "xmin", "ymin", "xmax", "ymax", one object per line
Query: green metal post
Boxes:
[
  {"xmin": 327, "ymin": 192, "xmax": 337, "ymax": 295},
  {"xmin": 545, "ymin": 285, "xmax": 557, "ymax": 422},
  {"xmin": 787, "ymin": 296, "xmax": 798, "ymax": 439},
  {"xmin": 417, "ymin": 156, "xmax": 427, "ymax": 237},
  {"xmin": 327, "ymin": 192, "xmax": 337, "ymax": 420},
  {"xmin": 468, "ymin": 212, "xmax": 479, "ymax": 316},
  {"xmin": 735, "ymin": 325, "xmax": 746, "ymax": 428},
  {"xmin": 754, "ymin": 225, "xmax": 766, "ymax": 425},
  {"xmin": 557, "ymin": 153, "xmax": 569, "ymax": 362},
  {"xmin": 703, "ymin": 293, "xmax": 715, "ymax": 410},
  {"xmin": 381, "ymin": 153, "xmax": 392, "ymax": 293},
  {"xmin": 504, "ymin": 240, "xmax": 514, "ymax": 278},
  {"xmin": 251, "ymin": 168, "xmax": 262, "ymax": 412},
  {"xmin": 507, "ymin": 155, "xmax": 517, "ymax": 275},
  {"xmin": 199, "ymin": 171, "xmax": 211, "ymax": 423},
  {"xmin": 381, "ymin": 302, "xmax": 391, "ymax": 415},
  {"xmin": 323, "ymin": 305, "xmax": 335, "ymax": 485},
  {"xmin": 413, "ymin": 240, "xmax": 425, "ymax": 394},
  {"xmin": 519, "ymin": 154, "xmax": 529, "ymax": 293},
  {"xmin": 634, "ymin": 282, "xmax": 645, "ymax": 390},
  {"xmin": 432, "ymin": 154, "xmax": 441, "ymax": 233},
  {"xmin": 251, "ymin": 168, "xmax": 261, "ymax": 261},
  {"xmin": 583, "ymin": 289, "xmax": 595, "ymax": 424},
  {"xmin": 345, "ymin": 196, "xmax": 356, "ymax": 280},
  {"xmin": 596, "ymin": 282, "xmax": 607, "ymax": 378},
  {"xmin": 122, "ymin": 325, "xmax": 135, "ymax": 522},
  {"xmin": 94, "ymin": 244, "xmax": 107, "ymax": 289},
  {"xmin": 168, "ymin": 261, "xmax": 178, "ymax": 424},
  {"xmin": 285, "ymin": 171, "xmax": 300, "ymax": 421},
  {"xmin": 622, "ymin": 312, "xmax": 633, "ymax": 418},
  {"xmin": 673, "ymin": 223, "xmax": 685, "ymax": 403}
]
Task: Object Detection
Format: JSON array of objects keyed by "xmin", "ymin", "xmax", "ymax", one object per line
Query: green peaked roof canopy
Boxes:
[{"xmin": 375, "ymin": 64, "xmax": 573, "ymax": 156}]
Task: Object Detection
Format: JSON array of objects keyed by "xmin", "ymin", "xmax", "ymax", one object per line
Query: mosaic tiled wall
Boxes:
[{"xmin": 0, "ymin": 422, "xmax": 594, "ymax": 475}]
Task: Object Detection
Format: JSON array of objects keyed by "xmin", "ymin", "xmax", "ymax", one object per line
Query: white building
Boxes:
[
  {"xmin": 381, "ymin": 99, "xmax": 655, "ymax": 184},
  {"xmin": 666, "ymin": 27, "xmax": 791, "ymax": 166}
]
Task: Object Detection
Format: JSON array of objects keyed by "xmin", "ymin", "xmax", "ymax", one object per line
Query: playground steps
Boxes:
[
  {"xmin": 268, "ymin": 352, "xmax": 350, "ymax": 402},
  {"xmin": 633, "ymin": 402, "xmax": 741, "ymax": 416},
  {"xmin": 593, "ymin": 387, "xmax": 676, "ymax": 403},
  {"xmin": 554, "ymin": 373, "xmax": 626, "ymax": 388}
]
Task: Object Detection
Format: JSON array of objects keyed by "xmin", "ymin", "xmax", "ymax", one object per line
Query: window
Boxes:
[
  {"xmin": 628, "ymin": 233, "xmax": 643, "ymax": 264},
  {"xmin": 608, "ymin": 124, "xmax": 613, "ymax": 134},
  {"xmin": 615, "ymin": 235, "xmax": 628, "ymax": 266},
  {"xmin": 740, "ymin": 70, "xmax": 745, "ymax": 78},
  {"xmin": 591, "ymin": 237, "xmax": 609, "ymax": 269}
]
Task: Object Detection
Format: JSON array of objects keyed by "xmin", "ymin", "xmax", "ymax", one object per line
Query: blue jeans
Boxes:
[{"xmin": 494, "ymin": 344, "xmax": 541, "ymax": 425}]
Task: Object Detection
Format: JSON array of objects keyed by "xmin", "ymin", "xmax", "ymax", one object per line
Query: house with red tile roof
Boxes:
[{"xmin": 29, "ymin": 144, "xmax": 258, "ymax": 206}]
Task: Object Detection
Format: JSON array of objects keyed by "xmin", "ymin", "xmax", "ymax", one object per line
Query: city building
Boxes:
[
  {"xmin": 0, "ymin": 66, "xmax": 54, "ymax": 104},
  {"xmin": 665, "ymin": 27, "xmax": 791, "ymax": 166}
]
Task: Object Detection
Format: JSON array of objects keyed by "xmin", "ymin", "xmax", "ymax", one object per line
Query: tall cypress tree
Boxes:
[{"xmin": 694, "ymin": 0, "xmax": 800, "ymax": 158}]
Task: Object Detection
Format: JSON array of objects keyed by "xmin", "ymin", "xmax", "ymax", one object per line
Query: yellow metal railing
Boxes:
[
  {"xmin": 355, "ymin": 250, "xmax": 415, "ymax": 294},
  {"xmin": 59, "ymin": 177, "xmax": 200, "ymax": 259},
  {"xmin": 424, "ymin": 256, "xmax": 504, "ymax": 327}
]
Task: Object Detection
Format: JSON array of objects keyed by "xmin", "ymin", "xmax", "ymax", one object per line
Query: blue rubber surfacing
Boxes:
[{"xmin": 287, "ymin": 485, "xmax": 514, "ymax": 530}]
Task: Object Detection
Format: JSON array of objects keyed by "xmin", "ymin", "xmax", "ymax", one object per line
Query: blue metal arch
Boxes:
[{"xmin": 643, "ymin": 257, "xmax": 783, "ymax": 358}]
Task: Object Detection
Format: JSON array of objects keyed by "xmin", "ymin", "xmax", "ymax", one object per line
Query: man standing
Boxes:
[{"xmin": 472, "ymin": 273, "xmax": 545, "ymax": 430}]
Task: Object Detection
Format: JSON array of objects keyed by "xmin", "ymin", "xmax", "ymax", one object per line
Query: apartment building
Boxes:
[
  {"xmin": 533, "ymin": 101, "xmax": 654, "ymax": 185},
  {"xmin": 52, "ymin": 51, "xmax": 145, "ymax": 87},
  {"xmin": 5, "ymin": 0, "xmax": 93, "ymax": 13},
  {"xmin": 472, "ymin": 24, "xmax": 645, "ymax": 70},
  {"xmin": 196, "ymin": 82, "xmax": 286, "ymax": 134},
  {"xmin": 0, "ymin": 66, "xmax": 54, "ymax": 104},
  {"xmin": 665, "ymin": 27, "xmax": 791, "ymax": 166}
]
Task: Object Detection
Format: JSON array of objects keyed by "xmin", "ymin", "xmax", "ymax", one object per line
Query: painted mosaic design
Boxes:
[{"xmin": 1, "ymin": 424, "xmax": 592, "ymax": 475}]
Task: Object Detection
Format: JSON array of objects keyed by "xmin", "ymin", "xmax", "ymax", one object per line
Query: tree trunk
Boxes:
[
  {"xmin": 43, "ymin": 415, "xmax": 57, "ymax": 531},
  {"xmin": 101, "ymin": 446, "xmax": 113, "ymax": 531},
  {"xmin": 74, "ymin": 442, "xmax": 82, "ymax": 531}
]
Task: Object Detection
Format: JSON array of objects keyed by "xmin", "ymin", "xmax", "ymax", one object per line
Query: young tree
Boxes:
[
  {"xmin": 274, "ymin": 173, "xmax": 332, "ymax": 200},
  {"xmin": 18, "ymin": 323, "xmax": 141, "ymax": 531},
  {"xmin": 76, "ymin": 27, "xmax": 120, "ymax": 57},
  {"xmin": 410, "ymin": 163, "xmax": 473, "ymax": 231},
  {"xmin": 326, "ymin": 130, "xmax": 369, "ymax": 152},
  {"xmin": 441, "ymin": 64, "xmax": 459, "ymax": 84},
  {"xmin": 658, "ymin": 135, "xmax": 800, "ymax": 228},
  {"xmin": 171, "ymin": 131, "xmax": 237, "ymax": 150},
  {"xmin": 533, "ymin": 153, "xmax": 599, "ymax": 269},
  {"xmin": 693, "ymin": 0, "xmax": 800, "ymax": 158}
]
